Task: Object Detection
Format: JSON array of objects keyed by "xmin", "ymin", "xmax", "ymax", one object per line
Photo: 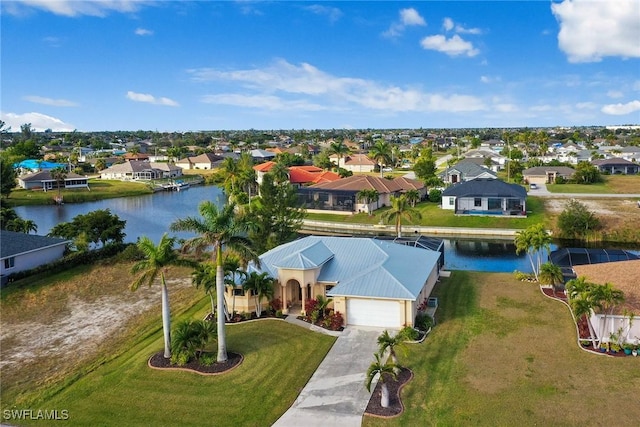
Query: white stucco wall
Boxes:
[{"xmin": 1, "ymin": 245, "xmax": 67, "ymax": 277}]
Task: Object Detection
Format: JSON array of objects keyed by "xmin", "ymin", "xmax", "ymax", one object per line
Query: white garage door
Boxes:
[{"xmin": 347, "ymin": 298, "xmax": 402, "ymax": 328}]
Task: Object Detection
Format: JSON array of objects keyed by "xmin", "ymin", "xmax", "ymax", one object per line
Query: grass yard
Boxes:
[
  {"xmin": 364, "ymin": 272, "xmax": 640, "ymax": 426},
  {"xmin": 5, "ymin": 179, "xmax": 153, "ymax": 206},
  {"xmin": 0, "ymin": 262, "xmax": 335, "ymax": 427},
  {"xmin": 547, "ymin": 174, "xmax": 640, "ymax": 194},
  {"xmin": 306, "ymin": 197, "xmax": 547, "ymax": 229}
]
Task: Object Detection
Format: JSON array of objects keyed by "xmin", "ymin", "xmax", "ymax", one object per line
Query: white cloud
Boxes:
[
  {"xmin": 383, "ymin": 8, "xmax": 426, "ymax": 38},
  {"xmin": 575, "ymin": 102, "xmax": 597, "ymax": 110},
  {"xmin": 189, "ymin": 59, "xmax": 485, "ymax": 114},
  {"xmin": 4, "ymin": 0, "xmax": 150, "ymax": 17},
  {"xmin": 480, "ymin": 75, "xmax": 501, "ymax": 84},
  {"xmin": 420, "ymin": 34, "xmax": 479, "ymax": 57},
  {"xmin": 601, "ymin": 100, "xmax": 640, "ymax": 115},
  {"xmin": 443, "ymin": 17, "xmax": 454, "ymax": 32},
  {"xmin": 606, "ymin": 90, "xmax": 624, "ymax": 99},
  {"xmin": 442, "ymin": 17, "xmax": 482, "ymax": 34},
  {"xmin": 126, "ymin": 91, "xmax": 179, "ymax": 106},
  {"xmin": 135, "ymin": 28, "xmax": 153, "ymax": 36},
  {"xmin": 304, "ymin": 4, "xmax": 342, "ymax": 23},
  {"xmin": 551, "ymin": 0, "xmax": 640, "ymax": 62},
  {"xmin": 23, "ymin": 95, "xmax": 78, "ymax": 107},
  {"xmin": 0, "ymin": 111, "xmax": 75, "ymax": 132}
]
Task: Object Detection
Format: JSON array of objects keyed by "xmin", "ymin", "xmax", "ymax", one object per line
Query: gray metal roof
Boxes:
[
  {"xmin": 252, "ymin": 236, "xmax": 440, "ymax": 300},
  {"xmin": 1, "ymin": 230, "xmax": 69, "ymax": 259},
  {"xmin": 442, "ymin": 178, "xmax": 527, "ymax": 198}
]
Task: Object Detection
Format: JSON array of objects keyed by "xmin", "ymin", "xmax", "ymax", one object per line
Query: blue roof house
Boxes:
[{"xmin": 240, "ymin": 236, "xmax": 442, "ymax": 328}]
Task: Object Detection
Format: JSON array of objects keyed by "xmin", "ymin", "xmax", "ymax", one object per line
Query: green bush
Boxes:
[
  {"xmin": 415, "ymin": 312, "xmax": 434, "ymax": 332},
  {"xmin": 399, "ymin": 326, "xmax": 420, "ymax": 341}
]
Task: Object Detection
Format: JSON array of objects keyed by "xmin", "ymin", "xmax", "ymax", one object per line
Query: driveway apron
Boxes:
[{"xmin": 272, "ymin": 326, "xmax": 383, "ymax": 427}]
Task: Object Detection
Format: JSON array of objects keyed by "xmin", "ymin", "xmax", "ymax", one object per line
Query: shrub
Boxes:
[
  {"xmin": 305, "ymin": 298, "xmax": 318, "ymax": 315},
  {"xmin": 428, "ymin": 189, "xmax": 442, "ymax": 203},
  {"xmin": 270, "ymin": 298, "xmax": 283, "ymax": 312},
  {"xmin": 275, "ymin": 309, "xmax": 283, "ymax": 318},
  {"xmin": 415, "ymin": 312, "xmax": 433, "ymax": 332},
  {"xmin": 399, "ymin": 326, "xmax": 420, "ymax": 341},
  {"xmin": 241, "ymin": 311, "xmax": 253, "ymax": 321},
  {"xmin": 327, "ymin": 311, "xmax": 344, "ymax": 331},
  {"xmin": 171, "ymin": 352, "xmax": 190, "ymax": 366},
  {"xmin": 199, "ymin": 352, "xmax": 215, "ymax": 366}
]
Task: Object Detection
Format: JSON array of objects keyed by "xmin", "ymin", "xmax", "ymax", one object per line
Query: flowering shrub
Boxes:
[{"xmin": 270, "ymin": 298, "xmax": 283, "ymax": 312}]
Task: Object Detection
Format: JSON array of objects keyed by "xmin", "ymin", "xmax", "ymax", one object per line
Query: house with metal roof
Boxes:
[
  {"xmin": 237, "ymin": 236, "xmax": 441, "ymax": 328},
  {"xmin": 1, "ymin": 231, "xmax": 70, "ymax": 286},
  {"xmin": 441, "ymin": 178, "xmax": 527, "ymax": 216},
  {"xmin": 175, "ymin": 152, "xmax": 225, "ymax": 170},
  {"xmin": 99, "ymin": 160, "xmax": 183, "ymax": 181},
  {"xmin": 591, "ymin": 157, "xmax": 639, "ymax": 175}
]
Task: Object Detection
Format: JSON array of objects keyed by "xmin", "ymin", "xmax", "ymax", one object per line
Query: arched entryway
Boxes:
[{"xmin": 284, "ymin": 278, "xmax": 302, "ymax": 315}]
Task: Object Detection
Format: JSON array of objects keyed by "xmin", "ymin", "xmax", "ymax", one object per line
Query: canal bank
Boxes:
[{"xmin": 301, "ymin": 219, "xmax": 520, "ymax": 239}]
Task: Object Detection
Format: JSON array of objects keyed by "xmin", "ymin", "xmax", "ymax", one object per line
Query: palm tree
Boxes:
[
  {"xmin": 242, "ymin": 271, "xmax": 275, "ymax": 317},
  {"xmin": 131, "ymin": 233, "xmax": 194, "ymax": 359},
  {"xmin": 592, "ymin": 282, "xmax": 625, "ymax": 340},
  {"xmin": 381, "ymin": 195, "xmax": 422, "ymax": 238},
  {"xmin": 191, "ymin": 262, "xmax": 218, "ymax": 317},
  {"xmin": 369, "ymin": 140, "xmax": 392, "ymax": 177},
  {"xmin": 365, "ymin": 352, "xmax": 398, "ymax": 408},
  {"xmin": 269, "ymin": 161, "xmax": 290, "ymax": 184},
  {"xmin": 94, "ymin": 158, "xmax": 107, "ymax": 172},
  {"xmin": 328, "ymin": 140, "xmax": 350, "ymax": 169},
  {"xmin": 377, "ymin": 330, "xmax": 407, "ymax": 373},
  {"xmin": 170, "ymin": 201, "xmax": 260, "ymax": 362},
  {"xmin": 50, "ymin": 167, "xmax": 67, "ymax": 204},
  {"xmin": 514, "ymin": 223, "xmax": 552, "ymax": 281},
  {"xmin": 404, "ymin": 189, "xmax": 421, "ymax": 207},
  {"xmin": 171, "ymin": 319, "xmax": 216, "ymax": 363},
  {"xmin": 356, "ymin": 188, "xmax": 379, "ymax": 215},
  {"xmin": 221, "ymin": 157, "xmax": 240, "ymax": 196},
  {"xmin": 538, "ymin": 262, "xmax": 564, "ymax": 292}
]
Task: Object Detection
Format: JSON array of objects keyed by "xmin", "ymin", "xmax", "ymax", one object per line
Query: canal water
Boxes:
[{"xmin": 15, "ymin": 185, "xmax": 635, "ymax": 273}]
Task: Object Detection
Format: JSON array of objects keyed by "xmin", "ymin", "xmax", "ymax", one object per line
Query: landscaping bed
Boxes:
[{"xmin": 364, "ymin": 368, "xmax": 413, "ymax": 418}]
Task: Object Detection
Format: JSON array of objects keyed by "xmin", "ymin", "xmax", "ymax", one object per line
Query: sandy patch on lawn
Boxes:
[
  {"xmin": 0, "ymin": 278, "xmax": 189, "ymax": 370},
  {"xmin": 544, "ymin": 198, "xmax": 638, "ymax": 216}
]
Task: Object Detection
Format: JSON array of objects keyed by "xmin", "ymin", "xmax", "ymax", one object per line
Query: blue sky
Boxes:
[{"xmin": 1, "ymin": 0, "xmax": 639, "ymax": 132}]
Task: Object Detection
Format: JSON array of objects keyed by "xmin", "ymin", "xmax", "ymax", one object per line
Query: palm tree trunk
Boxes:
[
  {"xmin": 216, "ymin": 249, "xmax": 228, "ymax": 362},
  {"xmin": 381, "ymin": 383, "xmax": 390, "ymax": 408},
  {"xmin": 161, "ymin": 276, "xmax": 171, "ymax": 359}
]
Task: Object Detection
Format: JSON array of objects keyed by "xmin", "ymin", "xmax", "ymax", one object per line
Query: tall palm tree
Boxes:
[
  {"xmin": 369, "ymin": 140, "xmax": 392, "ymax": 177},
  {"xmin": 223, "ymin": 254, "xmax": 247, "ymax": 321},
  {"xmin": 592, "ymin": 282, "xmax": 625, "ymax": 339},
  {"xmin": 356, "ymin": 189, "xmax": 379, "ymax": 215},
  {"xmin": 131, "ymin": 233, "xmax": 193, "ymax": 359},
  {"xmin": 269, "ymin": 161, "xmax": 290, "ymax": 184},
  {"xmin": 170, "ymin": 201, "xmax": 260, "ymax": 362},
  {"xmin": 191, "ymin": 262, "xmax": 218, "ymax": 317},
  {"xmin": 50, "ymin": 167, "xmax": 67, "ymax": 204},
  {"xmin": 328, "ymin": 140, "xmax": 350, "ymax": 169},
  {"xmin": 381, "ymin": 195, "xmax": 422, "ymax": 238},
  {"xmin": 377, "ymin": 330, "xmax": 407, "ymax": 373},
  {"xmin": 221, "ymin": 157, "xmax": 240, "ymax": 196},
  {"xmin": 514, "ymin": 223, "xmax": 552, "ymax": 281},
  {"xmin": 242, "ymin": 271, "xmax": 275, "ymax": 317},
  {"xmin": 538, "ymin": 262, "xmax": 564, "ymax": 292},
  {"xmin": 365, "ymin": 352, "xmax": 398, "ymax": 408}
]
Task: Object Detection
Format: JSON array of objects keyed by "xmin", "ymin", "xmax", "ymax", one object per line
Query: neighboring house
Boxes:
[
  {"xmin": 298, "ymin": 175, "xmax": 423, "ymax": 214},
  {"xmin": 522, "ymin": 166, "xmax": 576, "ymax": 184},
  {"xmin": 250, "ymin": 149, "xmax": 277, "ymax": 163},
  {"xmin": 618, "ymin": 146, "xmax": 640, "ymax": 162},
  {"xmin": 440, "ymin": 161, "xmax": 497, "ymax": 184},
  {"xmin": 123, "ymin": 153, "xmax": 150, "ymax": 162},
  {"xmin": 17, "ymin": 170, "xmax": 90, "ymax": 191},
  {"xmin": 1, "ymin": 231, "xmax": 70, "ymax": 286},
  {"xmin": 175, "ymin": 153, "xmax": 224, "ymax": 170},
  {"xmin": 441, "ymin": 178, "xmax": 527, "ymax": 216},
  {"xmin": 100, "ymin": 160, "xmax": 182, "ymax": 181},
  {"xmin": 239, "ymin": 235, "xmax": 442, "ymax": 328},
  {"xmin": 330, "ymin": 153, "xmax": 376, "ymax": 173},
  {"xmin": 462, "ymin": 149, "xmax": 507, "ymax": 170},
  {"xmin": 252, "ymin": 162, "xmax": 341, "ymax": 187},
  {"xmin": 591, "ymin": 158, "xmax": 640, "ymax": 175}
]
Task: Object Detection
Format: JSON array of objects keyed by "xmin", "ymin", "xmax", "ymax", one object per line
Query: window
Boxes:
[
  {"xmin": 233, "ymin": 288, "xmax": 246, "ymax": 296},
  {"xmin": 4, "ymin": 257, "xmax": 15, "ymax": 269},
  {"xmin": 474, "ymin": 198, "xmax": 482, "ymax": 207},
  {"xmin": 448, "ymin": 197, "xmax": 455, "ymax": 206}
]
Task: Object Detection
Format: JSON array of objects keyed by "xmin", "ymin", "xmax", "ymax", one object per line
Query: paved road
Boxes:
[{"xmin": 528, "ymin": 183, "xmax": 640, "ymax": 198}]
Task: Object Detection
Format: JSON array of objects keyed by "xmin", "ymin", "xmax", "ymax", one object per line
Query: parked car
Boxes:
[
  {"xmin": 382, "ymin": 167, "xmax": 393, "ymax": 172},
  {"xmin": 529, "ymin": 183, "xmax": 537, "ymax": 189}
]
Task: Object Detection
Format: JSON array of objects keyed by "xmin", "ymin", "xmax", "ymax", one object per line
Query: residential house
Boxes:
[
  {"xmin": 252, "ymin": 162, "xmax": 340, "ymax": 187},
  {"xmin": 175, "ymin": 153, "xmax": 225, "ymax": 170},
  {"xmin": 236, "ymin": 235, "xmax": 442, "ymax": 328},
  {"xmin": 330, "ymin": 153, "xmax": 376, "ymax": 173},
  {"xmin": 298, "ymin": 175, "xmax": 423, "ymax": 214},
  {"xmin": 1, "ymin": 231, "xmax": 70, "ymax": 286},
  {"xmin": 618, "ymin": 146, "xmax": 640, "ymax": 162},
  {"xmin": 462, "ymin": 148, "xmax": 507, "ymax": 170},
  {"xmin": 17, "ymin": 170, "xmax": 90, "ymax": 191},
  {"xmin": 440, "ymin": 161, "xmax": 497, "ymax": 184},
  {"xmin": 250, "ymin": 149, "xmax": 277, "ymax": 163},
  {"xmin": 441, "ymin": 178, "xmax": 527, "ymax": 216},
  {"xmin": 522, "ymin": 166, "xmax": 576, "ymax": 184},
  {"xmin": 100, "ymin": 160, "xmax": 182, "ymax": 181},
  {"xmin": 591, "ymin": 158, "xmax": 640, "ymax": 175}
]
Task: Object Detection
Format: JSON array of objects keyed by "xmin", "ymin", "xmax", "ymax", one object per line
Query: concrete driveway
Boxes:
[{"xmin": 272, "ymin": 326, "xmax": 383, "ymax": 427}]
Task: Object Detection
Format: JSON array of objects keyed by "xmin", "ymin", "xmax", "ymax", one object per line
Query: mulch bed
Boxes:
[
  {"xmin": 364, "ymin": 368, "xmax": 413, "ymax": 418},
  {"xmin": 148, "ymin": 351, "xmax": 243, "ymax": 375}
]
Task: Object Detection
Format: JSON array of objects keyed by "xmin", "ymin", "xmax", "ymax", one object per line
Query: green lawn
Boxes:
[
  {"xmin": 11, "ymin": 317, "xmax": 335, "ymax": 427},
  {"xmin": 5, "ymin": 180, "xmax": 153, "ymax": 206},
  {"xmin": 306, "ymin": 197, "xmax": 548, "ymax": 229},
  {"xmin": 546, "ymin": 181, "xmax": 611, "ymax": 194},
  {"xmin": 364, "ymin": 272, "xmax": 640, "ymax": 426}
]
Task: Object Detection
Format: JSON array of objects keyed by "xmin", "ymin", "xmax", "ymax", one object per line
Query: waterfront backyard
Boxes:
[{"xmin": 2, "ymin": 263, "xmax": 640, "ymax": 426}]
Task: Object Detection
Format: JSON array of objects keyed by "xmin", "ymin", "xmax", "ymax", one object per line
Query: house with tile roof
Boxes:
[
  {"xmin": 235, "ymin": 235, "xmax": 442, "ymax": 328},
  {"xmin": 252, "ymin": 162, "xmax": 341, "ymax": 187},
  {"xmin": 522, "ymin": 166, "xmax": 576, "ymax": 184},
  {"xmin": 329, "ymin": 153, "xmax": 376, "ymax": 173},
  {"xmin": 298, "ymin": 175, "xmax": 425, "ymax": 214},
  {"xmin": 1, "ymin": 231, "xmax": 70, "ymax": 286},
  {"xmin": 441, "ymin": 178, "xmax": 527, "ymax": 216}
]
